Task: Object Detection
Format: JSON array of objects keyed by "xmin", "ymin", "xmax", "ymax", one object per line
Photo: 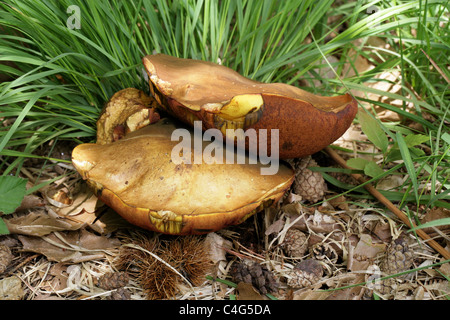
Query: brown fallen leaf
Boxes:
[
  {"xmin": 204, "ymin": 232, "xmax": 232, "ymax": 265},
  {"xmin": 5, "ymin": 211, "xmax": 83, "ymax": 236},
  {"xmin": 372, "ymin": 220, "xmax": 393, "ymax": 243},
  {"xmin": 44, "ymin": 263, "xmax": 69, "ymax": 292},
  {"xmin": 438, "ymin": 263, "xmax": 450, "ymax": 277},
  {"xmin": 63, "ymin": 206, "xmax": 133, "ymax": 235},
  {"xmin": 55, "ymin": 188, "xmax": 97, "ymax": 216},
  {"xmin": 18, "ymin": 229, "xmax": 120, "ymax": 263},
  {"xmin": 420, "ymin": 207, "xmax": 450, "ymax": 233},
  {"xmin": 283, "ymin": 203, "xmax": 343, "ymax": 234},
  {"xmin": 293, "ymin": 287, "xmax": 333, "ymax": 300},
  {"xmin": 14, "ymin": 194, "xmax": 45, "ymax": 212},
  {"xmin": 49, "ymin": 182, "xmax": 132, "ymax": 234},
  {"xmin": 424, "ymin": 280, "xmax": 450, "ymax": 296},
  {"xmin": 349, "ymin": 234, "xmax": 385, "ymax": 272},
  {"xmin": 235, "ymin": 282, "xmax": 264, "ymax": 300},
  {"xmin": 327, "ymin": 234, "xmax": 386, "ymax": 300},
  {"xmin": 265, "ymin": 218, "xmax": 285, "ymax": 236},
  {"xmin": 0, "ymin": 276, "xmax": 24, "ymax": 300},
  {"xmin": 327, "ymin": 194, "xmax": 349, "ymax": 211},
  {"xmin": 322, "ymin": 235, "xmax": 385, "ymax": 300},
  {"xmin": 325, "ymin": 277, "xmax": 366, "ymax": 300}
]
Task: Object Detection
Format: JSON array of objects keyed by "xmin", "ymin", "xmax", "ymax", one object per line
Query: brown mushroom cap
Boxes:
[
  {"xmin": 72, "ymin": 119, "xmax": 294, "ymax": 235},
  {"xmin": 143, "ymin": 54, "xmax": 357, "ymax": 159}
]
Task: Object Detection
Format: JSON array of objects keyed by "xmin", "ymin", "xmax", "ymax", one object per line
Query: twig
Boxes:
[
  {"xmin": 324, "ymin": 146, "xmax": 450, "ymax": 260},
  {"xmin": 9, "ymin": 253, "xmax": 40, "ymax": 274}
]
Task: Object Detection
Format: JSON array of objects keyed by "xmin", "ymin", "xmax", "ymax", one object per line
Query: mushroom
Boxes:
[
  {"xmin": 142, "ymin": 54, "xmax": 358, "ymax": 159},
  {"xmin": 96, "ymin": 88, "xmax": 161, "ymax": 145},
  {"xmin": 72, "ymin": 90, "xmax": 294, "ymax": 235}
]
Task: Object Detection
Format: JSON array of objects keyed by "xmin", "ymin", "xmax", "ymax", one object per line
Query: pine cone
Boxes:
[
  {"xmin": 107, "ymin": 288, "xmax": 131, "ymax": 300},
  {"xmin": 282, "ymin": 229, "xmax": 308, "ymax": 258},
  {"xmin": 287, "ymin": 259, "xmax": 323, "ymax": 288},
  {"xmin": 230, "ymin": 260, "xmax": 278, "ymax": 295},
  {"xmin": 288, "ymin": 156, "xmax": 327, "ymax": 203},
  {"xmin": 377, "ymin": 237, "xmax": 414, "ymax": 295},
  {"xmin": 381, "ymin": 237, "xmax": 414, "ymax": 275},
  {"xmin": 309, "ymin": 242, "xmax": 338, "ymax": 264},
  {"xmin": 98, "ymin": 271, "xmax": 129, "ymax": 290}
]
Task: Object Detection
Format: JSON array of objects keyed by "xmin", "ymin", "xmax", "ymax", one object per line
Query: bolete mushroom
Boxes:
[
  {"xmin": 72, "ymin": 89, "xmax": 294, "ymax": 235},
  {"xmin": 96, "ymin": 88, "xmax": 161, "ymax": 144},
  {"xmin": 142, "ymin": 54, "xmax": 357, "ymax": 159}
]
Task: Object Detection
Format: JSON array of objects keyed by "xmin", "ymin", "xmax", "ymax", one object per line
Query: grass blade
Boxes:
[{"xmin": 396, "ymin": 132, "xmax": 420, "ymax": 206}]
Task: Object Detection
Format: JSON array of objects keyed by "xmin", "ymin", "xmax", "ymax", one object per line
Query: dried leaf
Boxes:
[
  {"xmin": 350, "ymin": 234, "xmax": 385, "ymax": 272},
  {"xmin": 325, "ymin": 274, "xmax": 366, "ymax": 300},
  {"xmin": 205, "ymin": 232, "xmax": 232, "ymax": 264},
  {"xmin": 66, "ymin": 206, "xmax": 132, "ymax": 235},
  {"xmin": 285, "ymin": 192, "xmax": 303, "ymax": 203},
  {"xmin": 420, "ymin": 207, "xmax": 450, "ymax": 233},
  {"xmin": 372, "ymin": 221, "xmax": 393, "ymax": 243},
  {"xmin": 327, "ymin": 195, "xmax": 349, "ymax": 211},
  {"xmin": 235, "ymin": 282, "xmax": 264, "ymax": 300},
  {"xmin": 14, "ymin": 194, "xmax": 45, "ymax": 212},
  {"xmin": 18, "ymin": 229, "xmax": 120, "ymax": 263},
  {"xmin": 0, "ymin": 245, "xmax": 13, "ymax": 273},
  {"xmin": 56, "ymin": 189, "xmax": 98, "ymax": 216},
  {"xmin": 424, "ymin": 281, "xmax": 450, "ymax": 295},
  {"xmin": 265, "ymin": 218, "xmax": 285, "ymax": 236},
  {"xmin": 0, "ymin": 276, "xmax": 24, "ymax": 300},
  {"xmin": 292, "ymin": 287, "xmax": 333, "ymax": 300},
  {"xmin": 438, "ymin": 263, "xmax": 450, "ymax": 277},
  {"xmin": 286, "ymin": 208, "xmax": 342, "ymax": 234},
  {"xmin": 5, "ymin": 211, "xmax": 83, "ymax": 236}
]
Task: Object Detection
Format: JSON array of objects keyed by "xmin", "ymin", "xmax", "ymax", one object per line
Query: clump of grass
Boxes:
[{"xmin": 319, "ymin": 1, "xmax": 449, "ymax": 218}]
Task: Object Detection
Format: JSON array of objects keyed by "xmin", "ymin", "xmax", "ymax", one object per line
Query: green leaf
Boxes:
[
  {"xmin": 403, "ymin": 134, "xmax": 429, "ymax": 147},
  {"xmin": 346, "ymin": 158, "xmax": 369, "ymax": 170},
  {"xmin": 0, "ymin": 175, "xmax": 28, "ymax": 215},
  {"xmin": 364, "ymin": 161, "xmax": 385, "ymax": 178},
  {"xmin": 0, "ymin": 218, "xmax": 9, "ymax": 235},
  {"xmin": 385, "ymin": 149, "xmax": 402, "ymax": 163},
  {"xmin": 442, "ymin": 132, "xmax": 450, "ymax": 145},
  {"xmin": 386, "ymin": 134, "xmax": 427, "ymax": 162},
  {"xmin": 358, "ymin": 110, "xmax": 389, "ymax": 154},
  {"xmin": 409, "ymin": 146, "xmax": 425, "ymax": 158},
  {"xmin": 347, "ymin": 158, "xmax": 384, "ymax": 178}
]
